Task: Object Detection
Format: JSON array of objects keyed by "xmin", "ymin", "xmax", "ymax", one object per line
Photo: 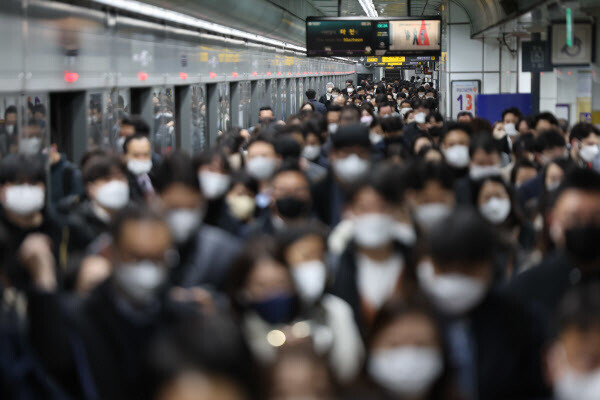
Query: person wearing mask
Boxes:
[
  {"xmin": 277, "ymin": 224, "xmax": 365, "ymax": 382},
  {"xmin": 224, "ymin": 172, "xmax": 259, "ymax": 237},
  {"xmin": 245, "ymin": 165, "xmax": 313, "ymax": 237},
  {"xmin": 245, "ymin": 137, "xmax": 280, "ymax": 215},
  {"xmin": 439, "ymin": 122, "xmax": 472, "ymax": 179},
  {"xmin": 402, "ymin": 100, "xmax": 431, "ymax": 146},
  {"xmin": 0, "ymin": 154, "xmax": 61, "ymax": 288},
  {"xmin": 455, "ymin": 134, "xmax": 502, "ymax": 204},
  {"xmin": 123, "ymin": 133, "xmax": 155, "ymax": 201},
  {"xmin": 24, "ymin": 206, "xmax": 192, "ymax": 399},
  {"xmin": 18, "ymin": 118, "xmax": 44, "ymax": 156},
  {"xmin": 195, "ymin": 149, "xmax": 239, "ymax": 233},
  {"xmin": 510, "ymin": 168, "xmax": 600, "ymax": 318},
  {"xmin": 319, "ymin": 82, "xmax": 335, "ymax": 106},
  {"xmin": 331, "ymin": 175, "xmax": 413, "ymax": 335},
  {"xmin": 345, "ymin": 297, "xmax": 460, "ymax": 400},
  {"xmin": 0, "ymin": 105, "xmax": 18, "ymax": 156},
  {"xmin": 501, "ymin": 107, "xmax": 522, "ymax": 140},
  {"xmin": 313, "ymin": 124, "xmax": 372, "ymax": 227},
  {"xmin": 301, "ymin": 117, "xmax": 328, "ymax": 168},
  {"xmin": 568, "ymin": 123, "xmax": 599, "ymax": 168},
  {"xmin": 65, "ymin": 152, "xmax": 130, "ymax": 255},
  {"xmin": 417, "ymin": 207, "xmax": 548, "ymax": 400},
  {"xmin": 226, "ymin": 236, "xmax": 301, "ymax": 364},
  {"xmin": 545, "ymin": 283, "xmax": 600, "ymax": 400},
  {"xmin": 153, "ymin": 151, "xmax": 240, "ymax": 292},
  {"xmin": 305, "ymin": 89, "xmax": 327, "ymax": 115},
  {"xmin": 510, "ymin": 160, "xmax": 539, "ymax": 189},
  {"xmin": 404, "ymin": 160, "xmax": 455, "ymax": 233},
  {"xmin": 342, "ymin": 79, "xmax": 354, "ymax": 97},
  {"xmin": 516, "ymin": 129, "xmax": 567, "ymax": 208}
]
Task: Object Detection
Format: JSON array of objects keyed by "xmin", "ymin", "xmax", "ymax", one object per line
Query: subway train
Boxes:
[{"xmin": 0, "ymin": 0, "xmax": 355, "ymax": 164}]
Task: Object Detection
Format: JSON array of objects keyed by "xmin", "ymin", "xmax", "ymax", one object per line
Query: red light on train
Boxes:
[
  {"xmin": 138, "ymin": 71, "xmax": 149, "ymax": 81},
  {"xmin": 179, "ymin": 72, "xmax": 188, "ymax": 80},
  {"xmin": 567, "ymin": 71, "xmax": 572, "ymax": 76},
  {"xmin": 277, "ymin": 72, "xmax": 282, "ymax": 75},
  {"xmin": 287, "ymin": 72, "xmax": 292, "ymax": 75},
  {"xmin": 209, "ymin": 72, "xmax": 217, "ymax": 79},
  {"xmin": 266, "ymin": 71, "xmax": 272, "ymax": 76},
  {"xmin": 64, "ymin": 71, "xmax": 79, "ymax": 83},
  {"xmin": 252, "ymin": 72, "xmax": 258, "ymax": 76},
  {"xmin": 232, "ymin": 72, "xmax": 239, "ymax": 77}
]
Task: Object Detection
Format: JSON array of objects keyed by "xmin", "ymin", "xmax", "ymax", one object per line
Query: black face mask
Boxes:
[
  {"xmin": 565, "ymin": 224, "xmax": 600, "ymax": 263},
  {"xmin": 275, "ymin": 197, "xmax": 311, "ymax": 219}
]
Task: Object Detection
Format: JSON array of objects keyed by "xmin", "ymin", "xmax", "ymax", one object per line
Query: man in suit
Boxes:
[{"xmin": 306, "ymin": 89, "xmax": 327, "ymax": 115}]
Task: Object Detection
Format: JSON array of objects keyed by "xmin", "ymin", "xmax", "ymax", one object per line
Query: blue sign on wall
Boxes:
[{"xmin": 475, "ymin": 93, "xmax": 532, "ymax": 123}]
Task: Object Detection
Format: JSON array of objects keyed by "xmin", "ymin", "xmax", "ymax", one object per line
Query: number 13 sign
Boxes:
[{"xmin": 451, "ymin": 80, "xmax": 480, "ymax": 120}]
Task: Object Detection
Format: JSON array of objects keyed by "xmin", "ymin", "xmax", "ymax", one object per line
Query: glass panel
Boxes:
[
  {"xmin": 191, "ymin": 84, "xmax": 207, "ymax": 154},
  {"xmin": 298, "ymin": 79, "xmax": 304, "ymax": 113},
  {"xmin": 152, "ymin": 86, "xmax": 175, "ymax": 155},
  {"xmin": 217, "ymin": 82, "xmax": 230, "ymax": 134},
  {"xmin": 281, "ymin": 80, "xmax": 287, "ymax": 120},
  {"xmin": 108, "ymin": 88, "xmax": 130, "ymax": 153},
  {"xmin": 87, "ymin": 91, "xmax": 108, "ymax": 151},
  {"xmin": 239, "ymin": 81, "xmax": 251, "ymax": 129},
  {"xmin": 0, "ymin": 95, "xmax": 19, "ymax": 158},
  {"xmin": 290, "ymin": 79, "xmax": 297, "ymax": 117},
  {"xmin": 19, "ymin": 94, "xmax": 49, "ymax": 157},
  {"xmin": 271, "ymin": 80, "xmax": 278, "ymax": 120},
  {"xmin": 257, "ymin": 80, "xmax": 266, "ymax": 110}
]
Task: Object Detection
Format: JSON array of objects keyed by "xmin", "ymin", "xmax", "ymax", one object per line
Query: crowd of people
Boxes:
[{"xmin": 1, "ymin": 76, "xmax": 600, "ymax": 400}]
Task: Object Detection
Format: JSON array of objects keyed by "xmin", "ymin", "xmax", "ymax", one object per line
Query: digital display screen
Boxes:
[{"xmin": 306, "ymin": 17, "xmax": 441, "ymax": 57}]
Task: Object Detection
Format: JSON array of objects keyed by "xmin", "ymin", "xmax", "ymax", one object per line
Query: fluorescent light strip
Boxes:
[
  {"xmin": 91, "ymin": 0, "xmax": 307, "ymax": 52},
  {"xmin": 358, "ymin": 0, "xmax": 378, "ymax": 17}
]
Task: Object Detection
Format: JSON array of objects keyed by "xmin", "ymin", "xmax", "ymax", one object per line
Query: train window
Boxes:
[
  {"xmin": 0, "ymin": 95, "xmax": 19, "ymax": 158},
  {"xmin": 19, "ymin": 94, "xmax": 49, "ymax": 158},
  {"xmin": 87, "ymin": 92, "xmax": 107, "ymax": 150},
  {"xmin": 152, "ymin": 86, "xmax": 175, "ymax": 156},
  {"xmin": 191, "ymin": 84, "xmax": 207, "ymax": 154},
  {"xmin": 217, "ymin": 83, "xmax": 230, "ymax": 134},
  {"xmin": 239, "ymin": 81, "xmax": 251, "ymax": 129},
  {"xmin": 108, "ymin": 88, "xmax": 130, "ymax": 153}
]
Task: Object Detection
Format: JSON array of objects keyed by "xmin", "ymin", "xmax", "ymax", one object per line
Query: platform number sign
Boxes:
[{"xmin": 451, "ymin": 80, "xmax": 480, "ymax": 120}]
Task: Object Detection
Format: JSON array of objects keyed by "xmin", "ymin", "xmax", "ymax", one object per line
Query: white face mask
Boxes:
[
  {"xmin": 226, "ymin": 195, "xmax": 255, "ymax": 221},
  {"xmin": 95, "ymin": 180, "xmax": 129, "ymax": 210},
  {"xmin": 115, "ymin": 261, "xmax": 167, "ymax": 304},
  {"xmin": 19, "ymin": 137, "xmax": 42, "ymax": 155},
  {"xmin": 414, "ymin": 203, "xmax": 451, "ymax": 231},
  {"xmin": 555, "ymin": 363, "xmax": 600, "ymax": 400},
  {"xmin": 469, "ymin": 164, "xmax": 501, "ymax": 180},
  {"xmin": 414, "ymin": 112, "xmax": 427, "ymax": 124},
  {"xmin": 245, "ymin": 156, "xmax": 277, "ymax": 181},
  {"xmin": 417, "ymin": 261, "xmax": 488, "ymax": 316},
  {"xmin": 369, "ymin": 132, "xmax": 384, "ymax": 145},
  {"xmin": 199, "ymin": 171, "xmax": 230, "ymax": 200},
  {"xmin": 347, "ymin": 88, "xmax": 354, "ymax": 94},
  {"xmin": 4, "ymin": 184, "xmax": 45, "ymax": 215},
  {"xmin": 400, "ymin": 107, "xmax": 413, "ymax": 116},
  {"xmin": 361, "ymin": 115, "xmax": 374, "ymax": 126},
  {"xmin": 5, "ymin": 125, "xmax": 14, "ymax": 135},
  {"xmin": 547, "ymin": 181, "xmax": 561, "ymax": 192},
  {"xmin": 418, "ymin": 93, "xmax": 425, "ymax": 98},
  {"xmin": 327, "ymin": 87, "xmax": 333, "ymax": 93},
  {"xmin": 368, "ymin": 346, "xmax": 443, "ymax": 397},
  {"xmin": 479, "ymin": 197, "xmax": 511, "ymax": 224},
  {"xmin": 127, "ymin": 159, "xmax": 152, "ymax": 176},
  {"xmin": 302, "ymin": 145, "xmax": 321, "ymax": 161},
  {"xmin": 291, "ymin": 260, "xmax": 327, "ymax": 304},
  {"xmin": 580, "ymin": 144, "xmax": 599, "ymax": 163},
  {"xmin": 167, "ymin": 208, "xmax": 202, "ymax": 244},
  {"xmin": 443, "ymin": 145, "xmax": 470, "ymax": 168},
  {"xmin": 332, "ymin": 154, "xmax": 370, "ymax": 184},
  {"xmin": 328, "ymin": 123, "xmax": 339, "ymax": 134},
  {"xmin": 353, "ymin": 213, "xmax": 394, "ymax": 248},
  {"xmin": 391, "ymin": 222, "xmax": 417, "ymax": 247},
  {"xmin": 504, "ymin": 123, "xmax": 518, "ymax": 137}
]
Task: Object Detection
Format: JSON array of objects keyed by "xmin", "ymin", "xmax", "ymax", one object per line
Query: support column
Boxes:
[
  {"xmin": 250, "ymin": 80, "xmax": 260, "ymax": 126},
  {"xmin": 530, "ymin": 33, "xmax": 541, "ymax": 115},
  {"xmin": 175, "ymin": 85, "xmax": 191, "ymax": 151},
  {"xmin": 206, "ymin": 83, "xmax": 218, "ymax": 146},
  {"xmin": 230, "ymin": 81, "xmax": 240, "ymax": 127}
]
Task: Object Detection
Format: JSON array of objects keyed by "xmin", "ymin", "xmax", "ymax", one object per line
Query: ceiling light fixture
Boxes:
[
  {"xmin": 358, "ymin": 0, "xmax": 379, "ymax": 17},
  {"xmin": 91, "ymin": 0, "xmax": 306, "ymax": 52}
]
